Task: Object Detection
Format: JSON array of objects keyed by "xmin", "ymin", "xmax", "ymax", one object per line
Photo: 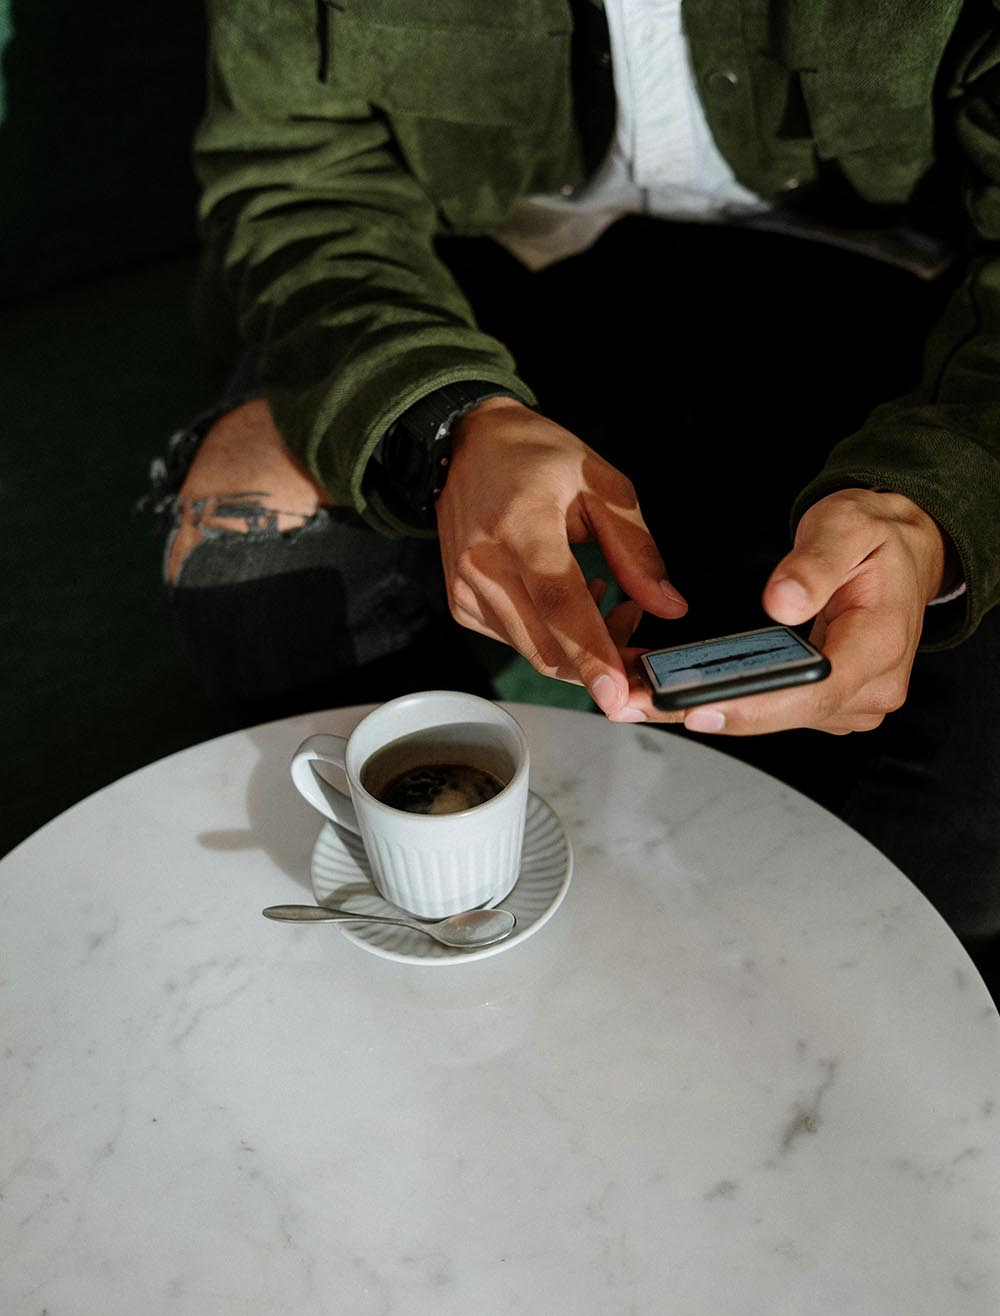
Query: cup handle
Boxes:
[{"xmin": 290, "ymin": 734, "xmax": 360, "ymax": 833}]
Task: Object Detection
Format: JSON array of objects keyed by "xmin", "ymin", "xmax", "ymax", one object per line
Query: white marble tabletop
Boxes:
[{"xmin": 3, "ymin": 703, "xmax": 999, "ymax": 1315}]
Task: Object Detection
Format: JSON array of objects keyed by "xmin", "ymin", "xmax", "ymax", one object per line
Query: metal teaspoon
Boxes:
[{"xmin": 261, "ymin": 904, "xmax": 516, "ymax": 948}]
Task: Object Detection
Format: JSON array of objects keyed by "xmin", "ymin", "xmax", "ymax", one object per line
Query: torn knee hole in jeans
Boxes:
[
  {"xmin": 165, "ymin": 493, "xmax": 330, "ymax": 586},
  {"xmin": 177, "ymin": 492, "xmax": 320, "ymax": 538}
]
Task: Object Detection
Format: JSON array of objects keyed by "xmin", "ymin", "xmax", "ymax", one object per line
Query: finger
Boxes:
[
  {"xmin": 470, "ymin": 568, "xmax": 583, "ymax": 682},
  {"xmin": 589, "ymin": 581, "xmax": 644, "ymax": 651},
  {"xmin": 515, "ymin": 537, "xmax": 636, "ymax": 713},
  {"xmin": 449, "ymin": 568, "xmax": 580, "ymax": 678},
  {"xmin": 764, "ymin": 500, "xmax": 885, "ymax": 626},
  {"xmin": 587, "ymin": 577, "xmax": 608, "ymax": 608},
  {"xmin": 451, "ymin": 532, "xmax": 633, "ymax": 704},
  {"xmin": 458, "ymin": 539, "xmax": 633, "ymax": 689},
  {"xmin": 605, "ymin": 599, "xmax": 643, "ymax": 649},
  {"xmin": 584, "ymin": 494, "xmax": 688, "ymax": 620}
]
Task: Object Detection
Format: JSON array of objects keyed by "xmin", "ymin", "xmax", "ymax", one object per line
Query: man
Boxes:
[{"xmin": 158, "ymin": 1, "xmax": 1000, "ymax": 941}]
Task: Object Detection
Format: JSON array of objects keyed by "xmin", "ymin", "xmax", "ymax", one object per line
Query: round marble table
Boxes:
[{"xmin": 3, "ymin": 704, "xmax": 999, "ymax": 1315}]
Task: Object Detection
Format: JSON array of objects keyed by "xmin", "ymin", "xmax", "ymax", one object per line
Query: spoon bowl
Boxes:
[{"xmin": 262, "ymin": 903, "xmax": 516, "ymax": 948}]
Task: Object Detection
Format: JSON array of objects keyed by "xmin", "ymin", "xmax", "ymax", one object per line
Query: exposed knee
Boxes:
[{"xmin": 166, "ymin": 399, "xmax": 329, "ymax": 584}]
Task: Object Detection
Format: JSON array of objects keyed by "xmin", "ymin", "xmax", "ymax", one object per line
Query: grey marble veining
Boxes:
[{"xmin": 2, "ymin": 705, "xmax": 999, "ymax": 1314}]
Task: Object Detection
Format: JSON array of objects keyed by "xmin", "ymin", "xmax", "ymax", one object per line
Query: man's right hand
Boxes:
[{"xmin": 434, "ymin": 398, "xmax": 688, "ymax": 720}]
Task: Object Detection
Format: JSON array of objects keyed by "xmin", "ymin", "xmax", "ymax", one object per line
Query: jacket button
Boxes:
[
  {"xmin": 781, "ymin": 176, "xmax": 801, "ymax": 191},
  {"xmin": 560, "ymin": 182, "xmax": 575, "ymax": 197},
  {"xmin": 706, "ymin": 69, "xmax": 740, "ymax": 93}
]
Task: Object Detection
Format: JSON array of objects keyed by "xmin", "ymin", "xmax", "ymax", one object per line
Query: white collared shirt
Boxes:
[{"xmin": 495, "ymin": 0, "xmax": 766, "ymax": 270}]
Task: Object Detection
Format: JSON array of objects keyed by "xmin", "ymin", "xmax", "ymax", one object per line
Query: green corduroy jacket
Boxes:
[{"xmin": 196, "ymin": 0, "xmax": 1000, "ymax": 646}]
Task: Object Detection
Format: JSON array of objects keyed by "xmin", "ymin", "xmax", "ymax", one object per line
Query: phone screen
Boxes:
[{"xmin": 645, "ymin": 627, "xmax": 818, "ymax": 693}]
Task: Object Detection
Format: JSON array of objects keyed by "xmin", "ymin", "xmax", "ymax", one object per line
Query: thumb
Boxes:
[
  {"xmin": 763, "ymin": 571, "xmax": 820, "ymax": 626},
  {"xmin": 763, "ymin": 500, "xmax": 881, "ymax": 626}
]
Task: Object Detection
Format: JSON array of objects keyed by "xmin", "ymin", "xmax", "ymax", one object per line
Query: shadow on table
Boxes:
[{"xmin": 194, "ymin": 720, "xmax": 350, "ymax": 893}]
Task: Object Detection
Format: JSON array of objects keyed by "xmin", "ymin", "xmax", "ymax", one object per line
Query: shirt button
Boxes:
[{"xmin": 707, "ymin": 69, "xmax": 740, "ymax": 93}]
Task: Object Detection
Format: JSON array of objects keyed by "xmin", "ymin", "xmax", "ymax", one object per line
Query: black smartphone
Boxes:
[{"xmin": 639, "ymin": 624, "xmax": 831, "ymax": 711}]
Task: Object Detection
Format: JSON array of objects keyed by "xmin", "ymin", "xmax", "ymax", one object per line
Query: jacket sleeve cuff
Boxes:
[
  {"xmin": 340, "ymin": 371, "xmax": 537, "ymax": 538},
  {"xmin": 788, "ymin": 415, "xmax": 1000, "ymax": 648}
]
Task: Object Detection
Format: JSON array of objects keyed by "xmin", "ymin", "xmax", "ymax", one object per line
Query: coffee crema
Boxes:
[
  {"xmin": 361, "ymin": 723, "xmax": 513, "ymax": 816},
  {"xmin": 376, "ymin": 763, "xmax": 505, "ymax": 815}
]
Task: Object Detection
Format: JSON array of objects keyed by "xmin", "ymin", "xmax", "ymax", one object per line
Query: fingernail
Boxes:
[
  {"xmin": 660, "ymin": 580, "xmax": 686, "ymax": 606},
  {"xmin": 611, "ymin": 707, "xmax": 646, "ymax": 723},
  {"xmin": 591, "ymin": 673, "xmax": 622, "ymax": 715},
  {"xmin": 770, "ymin": 577, "xmax": 811, "ymax": 616},
  {"xmin": 685, "ymin": 709, "xmax": 726, "ymax": 733}
]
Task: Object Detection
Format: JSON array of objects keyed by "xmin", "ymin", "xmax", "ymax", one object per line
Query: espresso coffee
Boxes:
[
  {"xmin": 377, "ymin": 762, "xmax": 504, "ymax": 815},
  {"xmin": 362, "ymin": 723, "xmax": 513, "ymax": 816}
]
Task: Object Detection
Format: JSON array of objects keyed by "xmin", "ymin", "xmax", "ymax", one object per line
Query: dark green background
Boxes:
[
  {"xmin": 1, "ymin": 0, "xmax": 225, "ymax": 858},
  {"xmin": 0, "ymin": 0, "xmax": 579, "ymax": 859}
]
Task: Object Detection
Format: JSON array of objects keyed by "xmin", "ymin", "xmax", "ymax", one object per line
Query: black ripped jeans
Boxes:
[{"xmin": 156, "ymin": 218, "xmax": 1000, "ymax": 944}]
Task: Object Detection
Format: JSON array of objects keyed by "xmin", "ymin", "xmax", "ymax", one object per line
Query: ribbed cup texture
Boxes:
[{"xmin": 365, "ymin": 815, "xmax": 524, "ymax": 918}]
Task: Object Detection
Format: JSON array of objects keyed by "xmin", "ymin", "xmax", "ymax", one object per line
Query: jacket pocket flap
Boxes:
[
  {"xmin": 799, "ymin": 67, "xmax": 935, "ymax": 160},
  {"xmin": 323, "ymin": 5, "xmax": 571, "ymax": 127}
]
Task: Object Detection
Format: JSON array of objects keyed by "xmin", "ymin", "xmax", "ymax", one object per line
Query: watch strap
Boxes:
[{"xmin": 370, "ymin": 381, "xmax": 526, "ymax": 527}]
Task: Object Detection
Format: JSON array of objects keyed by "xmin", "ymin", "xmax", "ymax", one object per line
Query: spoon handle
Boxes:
[{"xmin": 262, "ymin": 904, "xmax": 423, "ymax": 933}]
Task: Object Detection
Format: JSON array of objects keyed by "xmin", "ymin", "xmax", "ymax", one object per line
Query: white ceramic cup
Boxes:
[{"xmin": 290, "ymin": 691, "xmax": 530, "ymax": 919}]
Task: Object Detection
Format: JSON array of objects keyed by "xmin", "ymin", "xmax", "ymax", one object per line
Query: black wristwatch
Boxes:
[{"xmin": 369, "ymin": 381, "xmax": 525, "ymax": 527}]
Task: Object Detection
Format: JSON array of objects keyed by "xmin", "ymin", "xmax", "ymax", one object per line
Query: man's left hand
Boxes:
[{"xmin": 621, "ymin": 489, "xmax": 949, "ymax": 735}]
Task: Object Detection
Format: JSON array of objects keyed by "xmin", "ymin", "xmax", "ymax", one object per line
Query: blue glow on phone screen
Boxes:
[{"xmin": 647, "ymin": 629, "xmax": 812, "ymax": 690}]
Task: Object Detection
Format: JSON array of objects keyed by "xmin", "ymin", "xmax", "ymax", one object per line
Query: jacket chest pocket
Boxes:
[{"xmin": 321, "ymin": 2, "xmax": 572, "ymax": 127}]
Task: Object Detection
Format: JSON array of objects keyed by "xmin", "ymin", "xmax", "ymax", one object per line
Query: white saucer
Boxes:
[{"xmin": 310, "ymin": 791, "xmax": 572, "ymax": 965}]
